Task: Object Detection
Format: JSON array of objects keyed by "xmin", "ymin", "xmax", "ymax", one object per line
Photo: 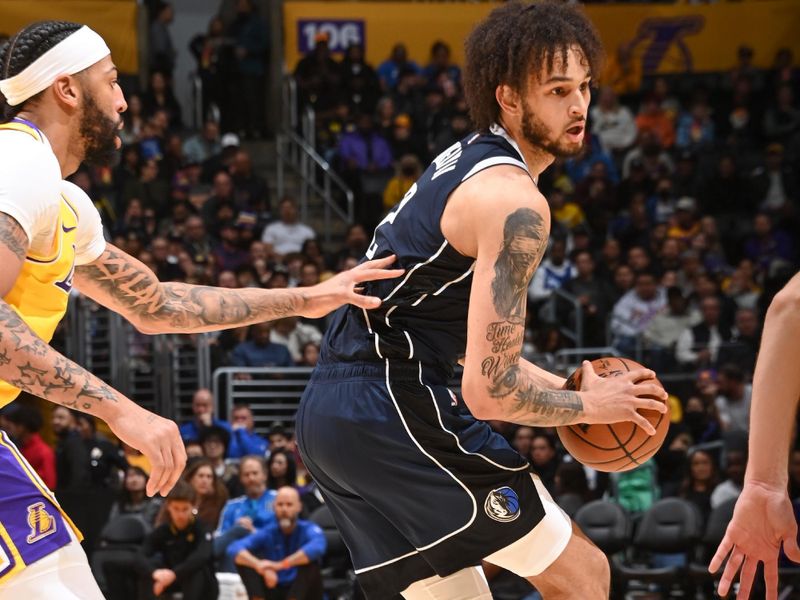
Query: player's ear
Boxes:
[
  {"xmin": 496, "ymin": 84, "xmax": 521, "ymax": 117},
  {"xmin": 51, "ymin": 74, "xmax": 81, "ymax": 110}
]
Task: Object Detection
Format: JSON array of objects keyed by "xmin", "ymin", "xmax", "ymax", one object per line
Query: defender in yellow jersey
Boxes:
[{"xmin": 0, "ymin": 20, "xmax": 400, "ymax": 599}]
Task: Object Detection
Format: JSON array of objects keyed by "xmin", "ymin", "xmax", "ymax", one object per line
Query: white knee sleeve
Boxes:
[{"xmin": 401, "ymin": 566, "xmax": 493, "ymax": 600}]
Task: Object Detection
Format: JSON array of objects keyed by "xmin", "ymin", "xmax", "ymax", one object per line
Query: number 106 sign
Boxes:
[{"xmin": 298, "ymin": 20, "xmax": 365, "ymax": 53}]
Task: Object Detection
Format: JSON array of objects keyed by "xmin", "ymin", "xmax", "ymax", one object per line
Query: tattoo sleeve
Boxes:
[
  {"xmin": 480, "ymin": 208, "xmax": 583, "ymax": 426},
  {"xmin": 74, "ymin": 245, "xmax": 307, "ymax": 334},
  {"xmin": 0, "ymin": 213, "xmax": 28, "ymax": 261}
]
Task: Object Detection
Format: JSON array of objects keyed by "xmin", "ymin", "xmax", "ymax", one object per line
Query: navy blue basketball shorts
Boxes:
[{"xmin": 296, "ymin": 361, "xmax": 570, "ymax": 599}]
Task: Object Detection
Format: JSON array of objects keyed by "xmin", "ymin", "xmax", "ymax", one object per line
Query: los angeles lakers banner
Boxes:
[
  {"xmin": 0, "ymin": 0, "xmax": 138, "ymax": 74},
  {"xmin": 284, "ymin": 1, "xmax": 800, "ymax": 78}
]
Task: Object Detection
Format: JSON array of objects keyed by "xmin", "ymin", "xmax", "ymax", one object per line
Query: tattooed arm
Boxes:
[
  {"xmin": 0, "ymin": 213, "xmax": 184, "ymax": 496},
  {"xmin": 446, "ymin": 170, "xmax": 666, "ymax": 429},
  {"xmin": 74, "ymin": 245, "xmax": 403, "ymax": 335}
]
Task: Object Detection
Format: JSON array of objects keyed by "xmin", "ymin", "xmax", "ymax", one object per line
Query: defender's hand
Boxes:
[
  {"xmin": 299, "ymin": 255, "xmax": 404, "ymax": 318},
  {"xmin": 108, "ymin": 405, "xmax": 186, "ymax": 497}
]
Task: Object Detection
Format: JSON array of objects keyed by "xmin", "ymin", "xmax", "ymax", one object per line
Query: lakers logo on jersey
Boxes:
[{"xmin": 26, "ymin": 502, "xmax": 57, "ymax": 544}]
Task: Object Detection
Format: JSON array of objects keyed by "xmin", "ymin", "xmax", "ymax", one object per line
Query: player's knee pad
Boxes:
[
  {"xmin": 401, "ymin": 566, "xmax": 492, "ymax": 600},
  {"xmin": 484, "ymin": 475, "xmax": 572, "ymax": 577}
]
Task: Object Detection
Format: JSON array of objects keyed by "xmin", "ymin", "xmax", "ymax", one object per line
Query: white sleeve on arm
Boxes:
[
  {"xmin": 0, "ymin": 140, "xmax": 61, "ymax": 247},
  {"xmin": 61, "ymin": 181, "xmax": 106, "ymax": 265}
]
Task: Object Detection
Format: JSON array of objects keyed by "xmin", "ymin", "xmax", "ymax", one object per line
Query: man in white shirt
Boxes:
[
  {"xmin": 528, "ymin": 237, "xmax": 574, "ymax": 306},
  {"xmin": 610, "ymin": 271, "xmax": 666, "ymax": 356},
  {"xmin": 675, "ymin": 295, "xmax": 730, "ymax": 369},
  {"xmin": 260, "ymin": 197, "xmax": 316, "ymax": 258},
  {"xmin": 590, "ymin": 86, "xmax": 637, "ymax": 155}
]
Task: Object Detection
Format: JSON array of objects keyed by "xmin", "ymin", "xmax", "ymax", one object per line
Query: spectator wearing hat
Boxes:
[
  {"xmin": 667, "ymin": 197, "xmax": 701, "ymax": 246},
  {"xmin": 261, "ymin": 197, "xmax": 317, "ymax": 259},
  {"xmin": 3, "ymin": 402, "xmax": 56, "ymax": 489},
  {"xmin": 389, "ymin": 113, "xmax": 428, "ymax": 165},
  {"xmin": 179, "ymin": 388, "xmax": 232, "ymax": 444}
]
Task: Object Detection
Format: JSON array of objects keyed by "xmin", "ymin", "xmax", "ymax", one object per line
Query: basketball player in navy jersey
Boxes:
[{"xmin": 296, "ymin": 3, "xmax": 669, "ymax": 599}]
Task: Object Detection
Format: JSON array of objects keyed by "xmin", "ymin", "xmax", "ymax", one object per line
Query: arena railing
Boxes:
[{"xmin": 276, "ymin": 74, "xmax": 354, "ymax": 245}]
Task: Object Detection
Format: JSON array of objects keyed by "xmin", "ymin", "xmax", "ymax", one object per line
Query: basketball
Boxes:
[{"xmin": 556, "ymin": 357, "xmax": 670, "ymax": 473}]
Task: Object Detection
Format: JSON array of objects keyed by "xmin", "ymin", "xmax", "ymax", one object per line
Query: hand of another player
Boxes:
[
  {"xmin": 108, "ymin": 404, "xmax": 187, "ymax": 497},
  {"xmin": 578, "ymin": 360, "xmax": 668, "ymax": 435},
  {"xmin": 710, "ymin": 481, "xmax": 800, "ymax": 599},
  {"xmin": 298, "ymin": 255, "xmax": 404, "ymax": 318}
]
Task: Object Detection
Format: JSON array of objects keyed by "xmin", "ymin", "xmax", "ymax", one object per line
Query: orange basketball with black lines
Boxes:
[{"xmin": 556, "ymin": 357, "xmax": 669, "ymax": 473}]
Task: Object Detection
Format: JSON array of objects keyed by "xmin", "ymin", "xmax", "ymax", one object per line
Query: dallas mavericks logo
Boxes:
[
  {"xmin": 26, "ymin": 502, "xmax": 57, "ymax": 543},
  {"xmin": 484, "ymin": 487, "xmax": 521, "ymax": 523}
]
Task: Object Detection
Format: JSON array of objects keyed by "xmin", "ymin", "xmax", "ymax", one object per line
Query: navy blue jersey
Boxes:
[{"xmin": 321, "ymin": 126, "xmax": 532, "ymax": 380}]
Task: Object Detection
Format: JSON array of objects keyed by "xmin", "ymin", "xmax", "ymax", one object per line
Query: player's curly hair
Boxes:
[
  {"xmin": 463, "ymin": 1, "xmax": 604, "ymax": 133},
  {"xmin": 0, "ymin": 21, "xmax": 83, "ymax": 121}
]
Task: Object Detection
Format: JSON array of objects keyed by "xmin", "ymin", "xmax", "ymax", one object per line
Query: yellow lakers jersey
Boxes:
[{"xmin": 0, "ymin": 122, "xmax": 78, "ymax": 408}]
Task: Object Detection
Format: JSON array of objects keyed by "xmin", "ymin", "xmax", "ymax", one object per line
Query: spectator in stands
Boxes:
[
  {"xmin": 675, "ymin": 295, "xmax": 730, "ymax": 371},
  {"xmin": 743, "ymin": 212, "xmax": 795, "ymax": 276},
  {"xmin": 231, "ymin": 148, "xmax": 270, "ymax": 215},
  {"xmin": 270, "ymin": 317, "xmax": 323, "ymax": 364},
  {"xmin": 675, "ymin": 99, "xmax": 715, "ymax": 151},
  {"xmin": 340, "ymin": 43, "xmax": 380, "ymax": 116},
  {"xmin": 722, "ymin": 264, "xmax": 762, "ymax": 310},
  {"xmin": 636, "ymin": 93, "xmax": 675, "ymax": 149},
  {"xmin": 163, "ymin": 458, "xmax": 229, "ymax": 530},
  {"xmin": 189, "ymin": 16, "xmax": 233, "ymax": 128},
  {"xmin": 267, "ymin": 449, "xmax": 298, "ymax": 490},
  {"xmin": 590, "ymin": 85, "xmax": 637, "ymax": 157},
  {"xmin": 229, "ymin": 486, "xmax": 326, "ymax": 600},
  {"xmin": 383, "ymin": 154, "xmax": 421, "ymax": 213},
  {"xmin": 610, "ymin": 270, "xmax": 666, "ymax": 356},
  {"xmin": 711, "ymin": 449, "xmax": 747, "ymax": 509},
  {"xmin": 148, "ymin": 1, "xmax": 176, "ymax": 77},
  {"xmin": 510, "ymin": 426, "xmax": 534, "ymax": 459},
  {"xmin": 119, "ymin": 94, "xmax": 146, "ymax": 146},
  {"xmin": 751, "ymin": 142, "xmax": 798, "ymax": 218},
  {"xmin": 682, "ymin": 396, "xmax": 721, "ymax": 445},
  {"xmin": 199, "ymin": 425, "xmax": 240, "ymax": 495},
  {"xmin": 232, "ymin": 322, "xmax": 294, "ymax": 368},
  {"xmin": 643, "ymin": 286, "xmax": 700, "ymax": 372},
  {"xmin": 554, "ymin": 461, "xmax": 590, "ymax": 506},
  {"xmin": 229, "ymin": 404, "xmax": 270, "ymax": 459},
  {"xmin": 142, "ymin": 70, "xmax": 182, "ymax": 130},
  {"xmin": 74, "ymin": 413, "xmax": 128, "ymax": 490},
  {"xmin": 530, "ymin": 433, "xmax": 560, "ymax": 496},
  {"xmin": 611, "ymin": 263, "xmax": 636, "ymax": 304},
  {"xmin": 107, "ymin": 465, "xmax": 163, "ymax": 527},
  {"xmin": 716, "ymin": 307, "xmax": 761, "ymax": 375},
  {"xmin": 559, "ymin": 249, "xmax": 614, "ymax": 347},
  {"xmin": 714, "ymin": 363, "xmax": 752, "ymax": 433},
  {"xmin": 137, "ymin": 481, "xmax": 219, "ymax": 600},
  {"xmin": 52, "ymin": 406, "xmax": 91, "ymax": 492},
  {"xmin": 527, "ymin": 236, "xmax": 573, "ymax": 310},
  {"xmin": 268, "ymin": 425, "xmax": 292, "ymax": 454},
  {"xmin": 4, "ymin": 402, "xmax": 56, "ymax": 489},
  {"xmin": 763, "ymin": 83, "xmax": 800, "ymax": 146},
  {"xmin": 622, "ymin": 131, "xmax": 674, "ymax": 180},
  {"xmin": 261, "ymin": 197, "xmax": 316, "ymax": 259},
  {"xmin": 212, "ymin": 222, "xmax": 251, "ymax": 273},
  {"xmin": 183, "ymin": 120, "xmax": 221, "ymax": 165},
  {"xmin": 228, "ymin": 0, "xmax": 268, "ymax": 138},
  {"xmin": 422, "ymin": 40, "xmax": 461, "ymax": 88},
  {"xmin": 679, "ymin": 449, "xmax": 720, "ymax": 522},
  {"xmin": 377, "ymin": 43, "xmax": 420, "ymax": 92},
  {"xmin": 183, "ymin": 214, "xmax": 214, "ymax": 272},
  {"xmin": 294, "ymin": 32, "xmax": 342, "ymax": 116},
  {"xmin": 215, "ymin": 455, "xmax": 277, "ymax": 572},
  {"xmin": 299, "ymin": 342, "xmax": 320, "ymax": 368},
  {"xmin": 180, "ymin": 388, "xmax": 231, "ymax": 444},
  {"xmin": 666, "ymin": 196, "xmax": 701, "ymax": 247}
]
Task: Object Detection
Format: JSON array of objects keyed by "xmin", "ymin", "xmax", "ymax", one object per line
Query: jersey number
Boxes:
[{"xmin": 365, "ymin": 183, "xmax": 417, "ymax": 259}]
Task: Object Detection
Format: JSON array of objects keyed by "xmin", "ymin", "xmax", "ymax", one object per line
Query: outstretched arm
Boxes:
[
  {"xmin": 710, "ymin": 273, "xmax": 800, "ymax": 599},
  {"xmin": 74, "ymin": 244, "xmax": 403, "ymax": 335},
  {"xmin": 0, "ymin": 214, "xmax": 184, "ymax": 497}
]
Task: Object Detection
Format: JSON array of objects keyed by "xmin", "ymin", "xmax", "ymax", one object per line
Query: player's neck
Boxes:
[
  {"xmin": 15, "ymin": 108, "xmax": 82, "ymax": 178},
  {"xmin": 498, "ymin": 121, "xmax": 554, "ymax": 180}
]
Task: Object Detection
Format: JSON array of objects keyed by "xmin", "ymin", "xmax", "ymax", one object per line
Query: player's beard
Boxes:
[
  {"xmin": 521, "ymin": 102, "xmax": 584, "ymax": 159},
  {"xmin": 79, "ymin": 93, "xmax": 121, "ymax": 167}
]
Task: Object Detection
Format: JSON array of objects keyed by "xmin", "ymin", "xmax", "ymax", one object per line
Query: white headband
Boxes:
[{"xmin": 0, "ymin": 26, "xmax": 111, "ymax": 107}]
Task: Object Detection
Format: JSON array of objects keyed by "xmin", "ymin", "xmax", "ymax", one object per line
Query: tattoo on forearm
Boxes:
[
  {"xmin": 0, "ymin": 213, "xmax": 28, "ymax": 261},
  {"xmin": 479, "ymin": 208, "xmax": 582, "ymax": 425},
  {"xmin": 0, "ymin": 302, "xmax": 118, "ymax": 411},
  {"xmin": 75, "ymin": 246, "xmax": 305, "ymax": 332}
]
